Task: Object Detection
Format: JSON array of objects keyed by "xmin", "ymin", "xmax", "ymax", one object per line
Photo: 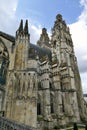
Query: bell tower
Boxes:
[
  {"xmin": 51, "ymin": 14, "xmax": 74, "ymax": 65},
  {"xmin": 51, "ymin": 14, "xmax": 81, "ymax": 123},
  {"xmin": 15, "ymin": 20, "xmax": 30, "ymax": 70}
]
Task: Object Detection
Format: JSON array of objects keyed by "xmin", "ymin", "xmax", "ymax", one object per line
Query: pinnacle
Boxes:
[
  {"xmin": 24, "ymin": 20, "xmax": 29, "ymax": 35},
  {"xmin": 18, "ymin": 19, "xmax": 23, "ymax": 34},
  {"xmin": 56, "ymin": 14, "xmax": 62, "ymax": 21},
  {"xmin": 16, "ymin": 19, "xmax": 29, "ymax": 36}
]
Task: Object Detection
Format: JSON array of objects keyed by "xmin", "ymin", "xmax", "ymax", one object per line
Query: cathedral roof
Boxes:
[
  {"xmin": 0, "ymin": 31, "xmax": 15, "ymax": 43},
  {"xmin": 29, "ymin": 43, "xmax": 52, "ymax": 61}
]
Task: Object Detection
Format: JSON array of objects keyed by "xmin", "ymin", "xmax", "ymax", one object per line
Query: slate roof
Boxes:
[
  {"xmin": 0, "ymin": 31, "xmax": 15, "ymax": 43},
  {"xmin": 30, "ymin": 43, "xmax": 51, "ymax": 60}
]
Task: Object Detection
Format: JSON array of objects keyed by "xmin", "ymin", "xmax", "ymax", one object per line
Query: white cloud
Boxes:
[
  {"xmin": 69, "ymin": 0, "xmax": 87, "ymax": 93},
  {"xmin": 29, "ymin": 24, "xmax": 42, "ymax": 44},
  {"xmin": 81, "ymin": 73, "xmax": 87, "ymax": 93},
  {"xmin": 0, "ymin": 0, "xmax": 44, "ymax": 43},
  {"xmin": 79, "ymin": 0, "xmax": 87, "ymax": 21},
  {"xmin": 0, "ymin": 0, "xmax": 18, "ymax": 34},
  {"xmin": 82, "ymin": 55, "xmax": 87, "ymax": 60}
]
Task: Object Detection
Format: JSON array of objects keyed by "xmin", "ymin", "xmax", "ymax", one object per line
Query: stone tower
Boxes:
[
  {"xmin": 0, "ymin": 14, "xmax": 86, "ymax": 130},
  {"xmin": 51, "ymin": 14, "xmax": 85, "ymax": 122},
  {"xmin": 51, "ymin": 14, "xmax": 80, "ymax": 125},
  {"xmin": 5, "ymin": 20, "xmax": 37, "ymax": 127},
  {"xmin": 15, "ymin": 19, "xmax": 30, "ymax": 69}
]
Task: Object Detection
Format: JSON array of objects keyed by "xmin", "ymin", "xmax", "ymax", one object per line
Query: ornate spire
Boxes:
[
  {"xmin": 24, "ymin": 20, "xmax": 29, "ymax": 35},
  {"xmin": 52, "ymin": 14, "xmax": 67, "ymax": 30},
  {"xmin": 37, "ymin": 28, "xmax": 50, "ymax": 47},
  {"xmin": 16, "ymin": 19, "xmax": 23, "ymax": 37},
  {"xmin": 56, "ymin": 14, "xmax": 62, "ymax": 21},
  {"xmin": 16, "ymin": 19, "xmax": 30, "ymax": 40},
  {"xmin": 18, "ymin": 19, "xmax": 23, "ymax": 34}
]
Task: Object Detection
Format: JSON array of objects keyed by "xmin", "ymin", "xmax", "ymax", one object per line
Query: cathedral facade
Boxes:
[{"xmin": 0, "ymin": 14, "xmax": 86, "ymax": 129}]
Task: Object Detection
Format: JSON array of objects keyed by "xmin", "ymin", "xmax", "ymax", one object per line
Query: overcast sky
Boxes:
[{"xmin": 0, "ymin": 0, "xmax": 87, "ymax": 93}]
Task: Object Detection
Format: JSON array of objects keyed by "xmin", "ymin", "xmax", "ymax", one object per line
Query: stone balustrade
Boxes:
[{"xmin": 0, "ymin": 117, "xmax": 36, "ymax": 130}]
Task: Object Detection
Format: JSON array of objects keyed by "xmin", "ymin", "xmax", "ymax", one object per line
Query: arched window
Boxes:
[
  {"xmin": 50, "ymin": 94, "xmax": 54, "ymax": 113},
  {"xmin": 0, "ymin": 39, "xmax": 9, "ymax": 85},
  {"xmin": 37, "ymin": 94, "xmax": 41, "ymax": 115}
]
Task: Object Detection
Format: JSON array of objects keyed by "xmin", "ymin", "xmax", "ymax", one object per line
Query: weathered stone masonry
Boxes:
[{"xmin": 0, "ymin": 14, "xmax": 86, "ymax": 130}]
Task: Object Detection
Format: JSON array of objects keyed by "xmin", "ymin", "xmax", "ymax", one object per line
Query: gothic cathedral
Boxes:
[{"xmin": 0, "ymin": 14, "xmax": 86, "ymax": 130}]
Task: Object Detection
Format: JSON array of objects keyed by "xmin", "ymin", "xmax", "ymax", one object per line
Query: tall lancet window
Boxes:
[
  {"xmin": 50, "ymin": 94, "xmax": 54, "ymax": 113},
  {"xmin": 0, "ymin": 39, "xmax": 9, "ymax": 85},
  {"xmin": 37, "ymin": 94, "xmax": 41, "ymax": 115}
]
